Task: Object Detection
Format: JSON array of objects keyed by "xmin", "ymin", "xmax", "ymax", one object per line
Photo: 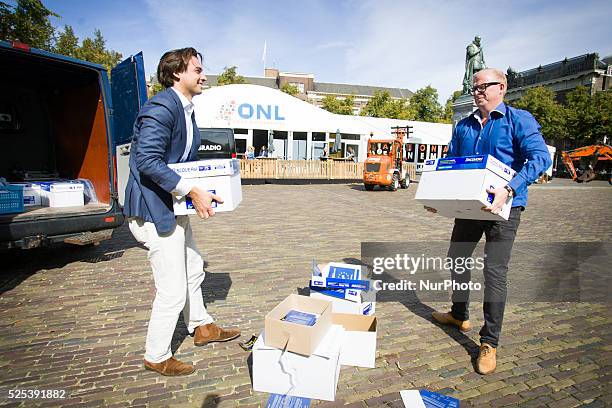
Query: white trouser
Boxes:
[{"xmin": 128, "ymin": 216, "xmax": 214, "ymax": 363}]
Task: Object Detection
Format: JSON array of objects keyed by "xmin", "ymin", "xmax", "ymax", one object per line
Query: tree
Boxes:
[
  {"xmin": 76, "ymin": 29, "xmax": 122, "ymax": 72},
  {"xmin": 281, "ymin": 83, "xmax": 299, "ymax": 96},
  {"xmin": 321, "ymin": 95, "xmax": 354, "ymax": 115},
  {"xmin": 360, "ymin": 91, "xmax": 410, "ymax": 119},
  {"xmin": 54, "ymin": 25, "xmax": 79, "ymax": 58},
  {"xmin": 217, "ymin": 66, "xmax": 246, "ymax": 85},
  {"xmin": 511, "ymin": 86, "xmax": 567, "ymax": 144},
  {"xmin": 0, "ymin": 0, "xmax": 57, "ymax": 51},
  {"xmin": 443, "ymin": 90, "xmax": 463, "ymax": 123},
  {"xmin": 406, "ymin": 85, "xmax": 445, "ymax": 123},
  {"xmin": 565, "ymin": 86, "xmax": 611, "ymax": 146}
]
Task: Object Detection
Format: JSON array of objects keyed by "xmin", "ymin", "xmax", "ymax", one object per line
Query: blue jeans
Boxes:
[{"xmin": 448, "ymin": 207, "xmax": 522, "ymax": 348}]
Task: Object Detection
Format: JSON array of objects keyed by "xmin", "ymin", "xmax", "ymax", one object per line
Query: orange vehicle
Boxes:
[
  {"xmin": 561, "ymin": 144, "xmax": 612, "ymax": 184},
  {"xmin": 363, "ymin": 127, "xmax": 411, "ymax": 191}
]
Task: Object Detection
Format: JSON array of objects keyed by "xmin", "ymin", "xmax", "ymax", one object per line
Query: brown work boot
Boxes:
[
  {"xmin": 432, "ymin": 311, "xmax": 471, "ymax": 332},
  {"xmin": 194, "ymin": 323, "xmax": 241, "ymax": 346},
  {"xmin": 144, "ymin": 357, "xmax": 195, "ymax": 376},
  {"xmin": 476, "ymin": 343, "xmax": 497, "ymax": 375}
]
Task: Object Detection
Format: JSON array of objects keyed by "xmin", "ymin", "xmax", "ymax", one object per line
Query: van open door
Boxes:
[{"xmin": 110, "ymin": 52, "xmax": 147, "ymax": 206}]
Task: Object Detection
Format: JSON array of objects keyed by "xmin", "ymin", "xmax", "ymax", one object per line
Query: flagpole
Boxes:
[{"xmin": 262, "ymin": 40, "xmax": 267, "ymax": 73}]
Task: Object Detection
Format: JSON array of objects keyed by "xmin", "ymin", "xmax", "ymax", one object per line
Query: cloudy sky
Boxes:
[{"xmin": 46, "ymin": 0, "xmax": 612, "ymax": 102}]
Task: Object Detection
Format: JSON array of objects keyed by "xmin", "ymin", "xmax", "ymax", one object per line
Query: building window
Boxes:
[
  {"xmin": 234, "ymin": 128, "xmax": 248, "ymax": 134},
  {"xmin": 290, "ymin": 82, "xmax": 305, "ymax": 93},
  {"xmin": 312, "ymin": 132, "xmax": 326, "ymax": 141}
]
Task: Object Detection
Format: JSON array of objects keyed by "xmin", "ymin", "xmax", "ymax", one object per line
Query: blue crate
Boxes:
[{"xmin": 0, "ymin": 185, "xmax": 24, "ymax": 214}]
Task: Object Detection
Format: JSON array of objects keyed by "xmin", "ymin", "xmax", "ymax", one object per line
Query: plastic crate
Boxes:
[{"xmin": 0, "ymin": 185, "xmax": 24, "ymax": 214}]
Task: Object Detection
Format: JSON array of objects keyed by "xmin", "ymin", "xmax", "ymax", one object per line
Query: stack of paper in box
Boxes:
[
  {"xmin": 310, "ymin": 261, "xmax": 377, "ymax": 368},
  {"xmin": 168, "ymin": 159, "xmax": 242, "ymax": 214}
]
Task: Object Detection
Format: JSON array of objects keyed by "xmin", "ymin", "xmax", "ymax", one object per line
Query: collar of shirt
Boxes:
[
  {"xmin": 171, "ymin": 87, "xmax": 194, "ymax": 116},
  {"xmin": 471, "ymin": 102, "xmax": 506, "ymax": 128}
]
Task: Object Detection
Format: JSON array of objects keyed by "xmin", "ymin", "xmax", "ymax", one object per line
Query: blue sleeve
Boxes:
[
  {"xmin": 134, "ymin": 103, "xmax": 181, "ymax": 193},
  {"xmin": 507, "ymin": 111, "xmax": 552, "ymax": 192}
]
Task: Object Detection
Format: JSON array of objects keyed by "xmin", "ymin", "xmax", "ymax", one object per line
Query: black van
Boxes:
[{"xmin": 197, "ymin": 128, "xmax": 237, "ymax": 159}]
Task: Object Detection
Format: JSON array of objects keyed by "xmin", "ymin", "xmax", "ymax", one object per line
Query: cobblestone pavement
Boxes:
[{"xmin": 1, "ymin": 179, "xmax": 611, "ymax": 407}]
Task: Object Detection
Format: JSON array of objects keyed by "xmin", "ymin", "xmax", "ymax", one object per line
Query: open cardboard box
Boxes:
[
  {"xmin": 253, "ymin": 325, "xmax": 343, "ymax": 401},
  {"xmin": 264, "ymin": 294, "xmax": 332, "ymax": 356},
  {"xmin": 333, "ymin": 313, "xmax": 377, "ymax": 368}
]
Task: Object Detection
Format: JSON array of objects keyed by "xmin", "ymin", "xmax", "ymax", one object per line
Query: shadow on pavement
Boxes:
[
  {"xmin": 201, "ymin": 394, "xmax": 220, "ymax": 407},
  {"xmin": 0, "ymin": 224, "xmax": 141, "ymax": 295},
  {"xmin": 171, "ymin": 271, "xmax": 233, "ymax": 354}
]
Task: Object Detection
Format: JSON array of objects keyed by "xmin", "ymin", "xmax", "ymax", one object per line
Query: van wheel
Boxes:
[
  {"xmin": 364, "ymin": 184, "xmax": 375, "ymax": 191},
  {"xmin": 390, "ymin": 174, "xmax": 399, "ymax": 191},
  {"xmin": 400, "ymin": 175, "xmax": 409, "ymax": 189}
]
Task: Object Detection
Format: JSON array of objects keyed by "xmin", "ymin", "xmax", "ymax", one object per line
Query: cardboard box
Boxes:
[
  {"xmin": 333, "ymin": 313, "xmax": 377, "ymax": 368},
  {"xmin": 169, "ymin": 159, "xmax": 242, "ymax": 214},
  {"xmin": 264, "ymin": 294, "xmax": 333, "ymax": 356},
  {"xmin": 310, "ymin": 262, "xmax": 370, "ymax": 291},
  {"xmin": 12, "ymin": 183, "xmax": 42, "ymax": 206},
  {"xmin": 37, "ymin": 182, "xmax": 84, "ymax": 207},
  {"xmin": 310, "ymin": 290, "xmax": 375, "ymax": 316},
  {"xmin": 415, "ymin": 155, "xmax": 515, "ymax": 221},
  {"xmin": 253, "ymin": 325, "xmax": 343, "ymax": 401}
]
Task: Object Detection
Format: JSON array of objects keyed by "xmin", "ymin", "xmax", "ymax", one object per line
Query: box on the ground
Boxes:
[
  {"xmin": 333, "ymin": 313, "xmax": 377, "ymax": 368},
  {"xmin": 37, "ymin": 181, "xmax": 84, "ymax": 207},
  {"xmin": 415, "ymin": 155, "xmax": 515, "ymax": 221},
  {"xmin": 310, "ymin": 288, "xmax": 375, "ymax": 316},
  {"xmin": 400, "ymin": 389, "xmax": 459, "ymax": 408},
  {"xmin": 310, "ymin": 262, "xmax": 370, "ymax": 291},
  {"xmin": 169, "ymin": 159, "xmax": 242, "ymax": 214},
  {"xmin": 12, "ymin": 183, "xmax": 42, "ymax": 206},
  {"xmin": 253, "ymin": 325, "xmax": 343, "ymax": 401},
  {"xmin": 264, "ymin": 294, "xmax": 332, "ymax": 356}
]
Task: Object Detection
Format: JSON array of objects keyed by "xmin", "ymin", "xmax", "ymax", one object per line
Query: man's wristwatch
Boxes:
[{"xmin": 504, "ymin": 185, "xmax": 514, "ymax": 198}]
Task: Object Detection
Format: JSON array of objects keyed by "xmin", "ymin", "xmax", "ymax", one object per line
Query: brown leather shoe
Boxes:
[
  {"xmin": 432, "ymin": 311, "xmax": 471, "ymax": 332},
  {"xmin": 476, "ymin": 343, "xmax": 497, "ymax": 375},
  {"xmin": 194, "ymin": 323, "xmax": 241, "ymax": 347},
  {"xmin": 143, "ymin": 357, "xmax": 195, "ymax": 376}
]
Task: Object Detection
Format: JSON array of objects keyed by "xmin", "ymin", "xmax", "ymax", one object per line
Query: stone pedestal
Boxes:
[{"xmin": 452, "ymin": 94, "xmax": 477, "ymax": 129}]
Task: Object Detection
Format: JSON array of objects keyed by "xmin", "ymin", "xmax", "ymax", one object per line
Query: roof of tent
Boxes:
[{"xmin": 193, "ymin": 84, "xmax": 452, "ymax": 145}]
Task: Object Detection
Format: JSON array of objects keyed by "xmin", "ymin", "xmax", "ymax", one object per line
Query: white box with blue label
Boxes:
[
  {"xmin": 253, "ymin": 324, "xmax": 343, "ymax": 401},
  {"xmin": 309, "ymin": 261, "xmax": 376, "ymax": 316},
  {"xmin": 37, "ymin": 182, "xmax": 84, "ymax": 207},
  {"xmin": 415, "ymin": 154, "xmax": 515, "ymax": 221},
  {"xmin": 169, "ymin": 159, "xmax": 242, "ymax": 214},
  {"xmin": 12, "ymin": 183, "xmax": 42, "ymax": 206}
]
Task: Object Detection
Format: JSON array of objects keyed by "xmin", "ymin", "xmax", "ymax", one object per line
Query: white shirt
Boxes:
[{"xmin": 171, "ymin": 87, "xmax": 195, "ymax": 197}]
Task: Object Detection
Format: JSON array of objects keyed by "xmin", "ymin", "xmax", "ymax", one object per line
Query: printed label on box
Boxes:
[{"xmin": 266, "ymin": 394, "xmax": 310, "ymax": 408}]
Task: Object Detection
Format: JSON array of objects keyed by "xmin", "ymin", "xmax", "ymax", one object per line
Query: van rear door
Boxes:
[{"xmin": 110, "ymin": 52, "xmax": 147, "ymax": 206}]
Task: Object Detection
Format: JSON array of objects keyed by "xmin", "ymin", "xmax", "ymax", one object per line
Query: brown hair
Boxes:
[{"xmin": 156, "ymin": 47, "xmax": 202, "ymax": 88}]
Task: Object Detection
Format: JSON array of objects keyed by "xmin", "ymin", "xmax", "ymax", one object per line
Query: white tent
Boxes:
[{"xmin": 193, "ymin": 84, "xmax": 452, "ymax": 162}]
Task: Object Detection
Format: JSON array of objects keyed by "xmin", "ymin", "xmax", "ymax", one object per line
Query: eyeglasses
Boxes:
[{"xmin": 471, "ymin": 82, "xmax": 501, "ymax": 94}]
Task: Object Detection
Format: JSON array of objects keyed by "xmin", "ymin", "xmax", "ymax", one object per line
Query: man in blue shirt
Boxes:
[{"xmin": 429, "ymin": 68, "xmax": 551, "ymax": 375}]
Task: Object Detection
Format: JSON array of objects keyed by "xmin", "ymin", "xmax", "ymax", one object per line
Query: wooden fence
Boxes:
[{"xmin": 240, "ymin": 159, "xmax": 417, "ymax": 181}]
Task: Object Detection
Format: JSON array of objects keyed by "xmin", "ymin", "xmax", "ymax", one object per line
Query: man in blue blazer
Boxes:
[{"xmin": 124, "ymin": 47, "xmax": 240, "ymax": 376}]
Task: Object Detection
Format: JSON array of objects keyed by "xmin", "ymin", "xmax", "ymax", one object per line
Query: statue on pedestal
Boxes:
[{"xmin": 462, "ymin": 36, "xmax": 486, "ymax": 94}]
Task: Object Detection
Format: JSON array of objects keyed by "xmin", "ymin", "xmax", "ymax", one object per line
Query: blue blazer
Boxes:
[{"xmin": 123, "ymin": 88, "xmax": 201, "ymax": 234}]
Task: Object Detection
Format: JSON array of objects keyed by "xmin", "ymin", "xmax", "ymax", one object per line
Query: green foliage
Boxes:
[
  {"xmin": 73, "ymin": 28, "xmax": 122, "ymax": 72},
  {"xmin": 511, "ymin": 86, "xmax": 567, "ymax": 143},
  {"xmin": 149, "ymin": 82, "xmax": 163, "ymax": 97},
  {"xmin": 0, "ymin": 0, "xmax": 57, "ymax": 50},
  {"xmin": 217, "ymin": 66, "xmax": 246, "ymax": 85},
  {"xmin": 406, "ymin": 85, "xmax": 445, "ymax": 123},
  {"xmin": 565, "ymin": 86, "xmax": 611, "ymax": 146},
  {"xmin": 360, "ymin": 91, "xmax": 409, "ymax": 119},
  {"xmin": 281, "ymin": 83, "xmax": 299, "ymax": 96},
  {"xmin": 1, "ymin": 2, "xmax": 122, "ymax": 72},
  {"xmin": 321, "ymin": 95, "xmax": 354, "ymax": 115},
  {"xmin": 443, "ymin": 90, "xmax": 463, "ymax": 123}
]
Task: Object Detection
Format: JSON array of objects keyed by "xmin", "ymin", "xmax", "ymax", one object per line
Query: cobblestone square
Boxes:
[{"xmin": 1, "ymin": 180, "xmax": 610, "ymax": 407}]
